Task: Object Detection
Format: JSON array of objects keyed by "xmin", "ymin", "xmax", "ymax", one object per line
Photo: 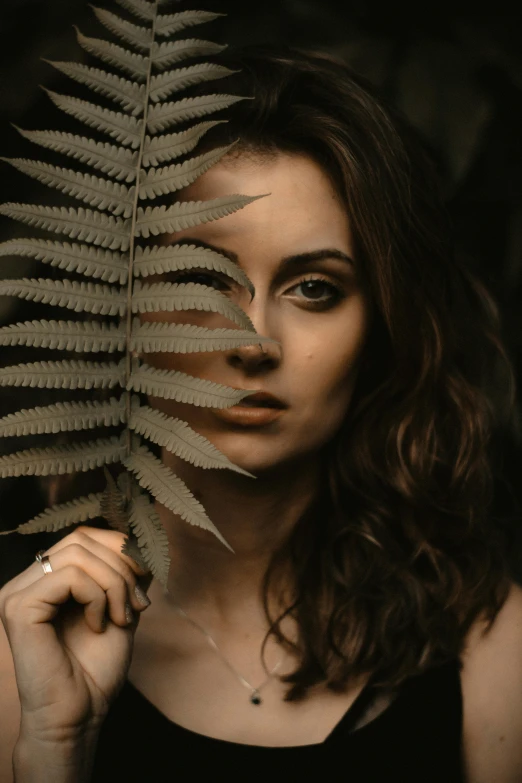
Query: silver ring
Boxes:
[{"xmin": 35, "ymin": 550, "xmax": 53, "ymax": 574}]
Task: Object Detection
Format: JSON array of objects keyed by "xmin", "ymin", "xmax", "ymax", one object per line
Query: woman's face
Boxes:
[{"xmin": 141, "ymin": 152, "xmax": 370, "ymax": 475}]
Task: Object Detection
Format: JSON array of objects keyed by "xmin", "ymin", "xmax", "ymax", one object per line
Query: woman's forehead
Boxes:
[{"xmin": 169, "ymin": 152, "xmax": 353, "ymax": 253}]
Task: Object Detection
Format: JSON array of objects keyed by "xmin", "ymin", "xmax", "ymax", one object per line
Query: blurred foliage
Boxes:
[{"xmin": 0, "ymin": 0, "xmax": 521, "ymax": 581}]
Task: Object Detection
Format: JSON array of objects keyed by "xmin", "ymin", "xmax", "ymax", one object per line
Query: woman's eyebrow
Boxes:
[{"xmin": 168, "ymin": 237, "xmax": 355, "ymax": 270}]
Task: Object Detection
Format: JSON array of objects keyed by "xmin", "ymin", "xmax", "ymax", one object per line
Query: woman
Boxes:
[{"xmin": 0, "ymin": 44, "xmax": 521, "ymax": 782}]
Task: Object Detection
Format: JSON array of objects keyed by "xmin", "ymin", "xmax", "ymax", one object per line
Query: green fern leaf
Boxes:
[
  {"xmin": 129, "ymin": 400, "xmax": 255, "ymax": 476},
  {"xmin": 0, "ymin": 396, "xmax": 126, "ymax": 437},
  {"xmin": 0, "ymin": 435, "xmax": 125, "ymax": 478},
  {"xmin": 133, "ymin": 243, "xmax": 254, "ymax": 297},
  {"xmin": 43, "ymin": 89, "xmax": 143, "ymax": 148},
  {"xmin": 14, "ymin": 493, "xmax": 104, "ymax": 535},
  {"xmin": 114, "ymin": 0, "xmax": 155, "ymax": 22},
  {"xmin": 124, "ymin": 443, "xmax": 232, "ymax": 550},
  {"xmin": 74, "ymin": 28, "xmax": 147, "ymax": 79},
  {"xmin": 90, "ymin": 6, "xmax": 153, "ymax": 50},
  {"xmin": 131, "ymin": 281, "xmax": 255, "ymax": 330},
  {"xmin": 138, "ymin": 143, "xmax": 236, "ymax": 199},
  {"xmin": 136, "ymin": 194, "xmax": 266, "ymax": 237},
  {"xmin": 0, "ymin": 359, "xmax": 125, "ymax": 390},
  {"xmin": 155, "ymin": 10, "xmax": 225, "ymax": 38},
  {"xmin": 0, "ymin": 204, "xmax": 131, "ymax": 250},
  {"xmin": 149, "ymin": 64, "xmax": 236, "ymax": 103},
  {"xmin": 151, "ymin": 38, "xmax": 226, "ymax": 71},
  {"xmin": 131, "ymin": 320, "xmax": 276, "ymax": 354},
  {"xmin": 44, "ymin": 61, "xmax": 145, "ymax": 115},
  {"xmin": 142, "ymin": 120, "xmax": 226, "ymax": 167},
  {"xmin": 0, "ymin": 319, "xmax": 126, "ymax": 352},
  {"xmin": 12, "ymin": 128, "xmax": 139, "ymax": 183},
  {"xmin": 147, "ymin": 93, "xmax": 246, "ymax": 134},
  {"xmin": 0, "ymin": 278, "xmax": 126, "ymax": 316},
  {"xmin": 127, "ymin": 360, "xmax": 252, "ymax": 407},
  {"xmin": 126, "ymin": 489, "xmax": 170, "ymax": 588},
  {"xmin": 0, "ymin": 158, "xmax": 135, "ymax": 217},
  {"xmin": 0, "ymin": 239, "xmax": 128, "ymax": 284}
]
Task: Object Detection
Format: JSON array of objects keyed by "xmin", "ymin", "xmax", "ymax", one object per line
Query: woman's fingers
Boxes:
[
  {"xmin": 3, "ymin": 564, "xmax": 109, "ymax": 637},
  {"xmin": 4, "ymin": 527, "xmax": 153, "ymax": 619},
  {"xmin": 35, "ymin": 545, "xmax": 138, "ymax": 626},
  {"xmin": 69, "ymin": 526, "xmax": 151, "ymax": 578},
  {"xmin": 41, "ymin": 531, "xmax": 152, "ymax": 615}
]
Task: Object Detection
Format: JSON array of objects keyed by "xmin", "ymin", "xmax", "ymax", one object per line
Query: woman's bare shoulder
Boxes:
[
  {"xmin": 459, "ymin": 580, "xmax": 522, "ymax": 783},
  {"xmin": 0, "ymin": 615, "xmax": 21, "ymax": 783}
]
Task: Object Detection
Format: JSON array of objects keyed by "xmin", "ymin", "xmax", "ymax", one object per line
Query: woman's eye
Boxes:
[
  {"xmin": 290, "ymin": 277, "xmax": 344, "ymax": 308},
  {"xmin": 168, "ymin": 272, "xmax": 343, "ymax": 308}
]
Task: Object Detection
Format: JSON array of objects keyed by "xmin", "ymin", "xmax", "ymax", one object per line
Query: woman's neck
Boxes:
[{"xmin": 147, "ymin": 450, "xmax": 323, "ymax": 631}]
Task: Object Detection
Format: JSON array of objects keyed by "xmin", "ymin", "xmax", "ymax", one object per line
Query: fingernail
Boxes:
[
  {"xmin": 134, "ymin": 584, "xmax": 151, "ymax": 607},
  {"xmin": 125, "ymin": 601, "xmax": 134, "ymax": 625}
]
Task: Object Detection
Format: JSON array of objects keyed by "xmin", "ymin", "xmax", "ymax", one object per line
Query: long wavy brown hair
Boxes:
[
  {"xmin": 43, "ymin": 43, "xmax": 517, "ymax": 701},
  {"xmin": 182, "ymin": 42, "xmax": 517, "ymax": 700}
]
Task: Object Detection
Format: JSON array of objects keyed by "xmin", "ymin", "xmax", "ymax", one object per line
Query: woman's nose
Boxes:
[{"xmin": 226, "ymin": 337, "xmax": 283, "ymax": 371}]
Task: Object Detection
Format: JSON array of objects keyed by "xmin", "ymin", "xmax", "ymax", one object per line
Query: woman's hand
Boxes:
[{"xmin": 0, "ymin": 525, "xmax": 152, "ymax": 743}]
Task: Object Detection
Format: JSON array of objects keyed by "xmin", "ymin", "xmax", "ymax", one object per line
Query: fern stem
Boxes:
[{"xmin": 123, "ymin": 0, "xmax": 159, "ymax": 501}]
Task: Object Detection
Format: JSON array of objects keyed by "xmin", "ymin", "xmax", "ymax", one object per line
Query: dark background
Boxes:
[{"xmin": 0, "ymin": 0, "xmax": 521, "ymax": 583}]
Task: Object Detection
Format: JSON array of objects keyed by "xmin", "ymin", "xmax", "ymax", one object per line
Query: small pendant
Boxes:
[{"xmin": 250, "ymin": 690, "xmax": 262, "ymax": 705}]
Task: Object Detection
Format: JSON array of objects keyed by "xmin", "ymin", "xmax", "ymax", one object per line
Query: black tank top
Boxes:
[{"xmin": 91, "ymin": 659, "xmax": 464, "ymax": 782}]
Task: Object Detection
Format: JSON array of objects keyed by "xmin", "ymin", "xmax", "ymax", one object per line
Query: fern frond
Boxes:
[
  {"xmin": 138, "ymin": 143, "xmax": 236, "ymax": 199},
  {"xmin": 147, "ymin": 93, "xmax": 246, "ymax": 134},
  {"xmin": 114, "ymin": 0, "xmax": 155, "ymax": 23},
  {"xmin": 90, "ymin": 6, "xmax": 153, "ymax": 50},
  {"xmin": 0, "ymin": 319, "xmax": 126, "ymax": 352},
  {"xmin": 0, "ymin": 0, "xmax": 263, "ymax": 566},
  {"xmin": 149, "ymin": 64, "xmax": 236, "ymax": 103},
  {"xmin": 129, "ymin": 400, "xmax": 255, "ymax": 476},
  {"xmin": 151, "ymin": 38, "xmax": 226, "ymax": 71},
  {"xmin": 127, "ymin": 360, "xmax": 252, "ymax": 407},
  {"xmin": 0, "ymin": 435, "xmax": 125, "ymax": 477},
  {"xmin": 74, "ymin": 28, "xmax": 147, "ymax": 79},
  {"xmin": 126, "ymin": 489, "xmax": 170, "ymax": 587},
  {"xmin": 0, "ymin": 396, "xmax": 126, "ymax": 437},
  {"xmin": 124, "ymin": 443, "xmax": 232, "ymax": 550},
  {"xmin": 99, "ymin": 466, "xmax": 129, "ymax": 532},
  {"xmin": 0, "ymin": 278, "xmax": 126, "ymax": 316},
  {"xmin": 136, "ymin": 194, "xmax": 266, "ymax": 237},
  {"xmin": 0, "ymin": 359, "xmax": 125, "ymax": 390},
  {"xmin": 0, "ymin": 158, "xmax": 135, "ymax": 217},
  {"xmin": 0, "ymin": 239, "xmax": 128, "ymax": 284},
  {"xmin": 0, "ymin": 204, "xmax": 131, "ymax": 250},
  {"xmin": 131, "ymin": 280, "xmax": 254, "ymax": 330},
  {"xmin": 43, "ymin": 61, "xmax": 145, "ymax": 115},
  {"xmin": 133, "ymin": 243, "xmax": 254, "ymax": 296},
  {"xmin": 14, "ymin": 493, "xmax": 104, "ymax": 535},
  {"xmin": 43, "ymin": 89, "xmax": 143, "ymax": 148},
  {"xmin": 131, "ymin": 320, "xmax": 275, "ymax": 354},
  {"xmin": 142, "ymin": 120, "xmax": 226, "ymax": 167},
  {"xmin": 155, "ymin": 10, "xmax": 225, "ymax": 37},
  {"xmin": 12, "ymin": 128, "xmax": 139, "ymax": 183}
]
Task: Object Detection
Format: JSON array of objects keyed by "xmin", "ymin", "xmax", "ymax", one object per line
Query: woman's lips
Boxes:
[{"xmin": 211, "ymin": 404, "xmax": 285, "ymax": 426}]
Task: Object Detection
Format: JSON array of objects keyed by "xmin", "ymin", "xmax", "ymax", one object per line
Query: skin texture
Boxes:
[{"xmin": 139, "ymin": 151, "xmax": 370, "ymax": 627}]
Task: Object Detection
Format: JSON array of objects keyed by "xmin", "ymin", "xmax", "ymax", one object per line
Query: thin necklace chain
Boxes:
[{"xmin": 171, "ymin": 603, "xmax": 284, "ymax": 705}]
